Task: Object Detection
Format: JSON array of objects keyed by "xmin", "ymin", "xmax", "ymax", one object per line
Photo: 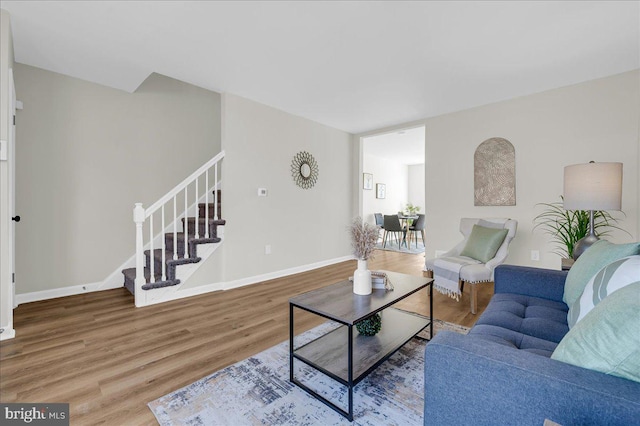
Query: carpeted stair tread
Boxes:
[
  {"xmin": 181, "ymin": 217, "xmax": 226, "ymax": 238},
  {"xmin": 198, "ymin": 202, "xmax": 222, "ymax": 220},
  {"xmin": 122, "ymin": 267, "xmax": 181, "ymax": 292},
  {"xmin": 123, "ymin": 191, "xmax": 225, "ymax": 295},
  {"xmin": 144, "ymin": 249, "xmax": 202, "ymax": 277}
]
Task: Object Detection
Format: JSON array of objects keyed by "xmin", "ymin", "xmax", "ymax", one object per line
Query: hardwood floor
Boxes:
[{"xmin": 0, "ymin": 250, "xmax": 493, "ymax": 425}]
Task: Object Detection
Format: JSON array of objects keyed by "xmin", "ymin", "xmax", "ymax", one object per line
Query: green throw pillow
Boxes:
[
  {"xmin": 552, "ymin": 282, "xmax": 640, "ymax": 384},
  {"xmin": 459, "ymin": 225, "xmax": 508, "ymax": 263},
  {"xmin": 567, "ymin": 255, "xmax": 640, "ymax": 328},
  {"xmin": 563, "ymin": 240, "xmax": 640, "ymax": 306}
]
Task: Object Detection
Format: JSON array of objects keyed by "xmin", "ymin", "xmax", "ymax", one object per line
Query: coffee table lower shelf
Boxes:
[{"xmin": 290, "ymin": 308, "xmax": 431, "ymax": 420}]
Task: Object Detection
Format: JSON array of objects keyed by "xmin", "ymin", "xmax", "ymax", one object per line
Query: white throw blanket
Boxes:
[{"xmin": 432, "ymin": 257, "xmax": 481, "ymax": 301}]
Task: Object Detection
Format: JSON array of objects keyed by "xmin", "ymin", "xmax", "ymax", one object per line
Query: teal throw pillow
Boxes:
[
  {"xmin": 563, "ymin": 240, "xmax": 640, "ymax": 306},
  {"xmin": 567, "ymin": 255, "xmax": 640, "ymax": 328},
  {"xmin": 460, "ymin": 225, "xmax": 508, "ymax": 263},
  {"xmin": 552, "ymin": 282, "xmax": 640, "ymax": 384}
]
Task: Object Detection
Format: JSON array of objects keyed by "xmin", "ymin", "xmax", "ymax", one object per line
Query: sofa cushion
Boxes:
[
  {"xmin": 567, "ymin": 255, "xmax": 640, "ymax": 328},
  {"xmin": 469, "ymin": 293, "xmax": 569, "ymax": 357},
  {"xmin": 563, "ymin": 240, "xmax": 640, "ymax": 307},
  {"xmin": 460, "ymin": 224, "xmax": 508, "ymax": 263},
  {"xmin": 552, "ymin": 282, "xmax": 640, "ymax": 384}
]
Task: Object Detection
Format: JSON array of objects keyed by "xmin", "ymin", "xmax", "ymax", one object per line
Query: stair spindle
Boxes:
[
  {"xmin": 173, "ymin": 195, "xmax": 178, "ymax": 260},
  {"xmin": 161, "ymin": 206, "xmax": 166, "ymax": 281},
  {"xmin": 184, "ymin": 186, "xmax": 189, "ymax": 259},
  {"xmin": 205, "ymin": 170, "xmax": 210, "ymax": 238},
  {"xmin": 195, "ymin": 177, "xmax": 200, "ymax": 239},
  {"xmin": 149, "ymin": 215, "xmax": 155, "ymax": 283},
  {"xmin": 214, "ymin": 163, "xmax": 219, "ymax": 220}
]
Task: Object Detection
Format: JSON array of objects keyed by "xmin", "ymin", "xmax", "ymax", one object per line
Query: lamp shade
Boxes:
[{"xmin": 563, "ymin": 162, "xmax": 623, "ymax": 211}]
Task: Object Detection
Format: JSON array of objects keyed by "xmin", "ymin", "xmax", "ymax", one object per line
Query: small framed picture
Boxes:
[
  {"xmin": 376, "ymin": 183, "xmax": 386, "ymax": 199},
  {"xmin": 363, "ymin": 173, "xmax": 373, "ymax": 190}
]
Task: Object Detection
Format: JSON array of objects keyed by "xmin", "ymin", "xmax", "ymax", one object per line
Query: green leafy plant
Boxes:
[
  {"xmin": 533, "ymin": 196, "xmax": 628, "ymax": 258},
  {"xmin": 404, "ymin": 203, "xmax": 421, "ymax": 226},
  {"xmin": 356, "ymin": 313, "xmax": 382, "ymax": 336},
  {"xmin": 405, "ymin": 203, "xmax": 421, "ymax": 216}
]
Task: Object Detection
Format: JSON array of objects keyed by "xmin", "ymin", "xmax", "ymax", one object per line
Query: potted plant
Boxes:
[
  {"xmin": 404, "ymin": 203, "xmax": 421, "ymax": 226},
  {"xmin": 349, "ymin": 217, "xmax": 379, "ymax": 295},
  {"xmin": 533, "ymin": 196, "xmax": 628, "ymax": 259}
]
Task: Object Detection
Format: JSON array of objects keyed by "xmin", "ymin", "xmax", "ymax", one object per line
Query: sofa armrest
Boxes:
[
  {"xmin": 424, "ymin": 332, "xmax": 640, "ymax": 426},
  {"xmin": 494, "ymin": 264, "xmax": 567, "ymax": 302}
]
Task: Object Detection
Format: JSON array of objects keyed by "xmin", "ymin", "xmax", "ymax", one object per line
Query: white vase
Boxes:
[{"xmin": 353, "ymin": 259, "xmax": 372, "ymax": 295}]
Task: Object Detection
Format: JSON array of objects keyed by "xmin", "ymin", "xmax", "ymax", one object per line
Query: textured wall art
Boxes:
[{"xmin": 474, "ymin": 138, "xmax": 516, "ymax": 206}]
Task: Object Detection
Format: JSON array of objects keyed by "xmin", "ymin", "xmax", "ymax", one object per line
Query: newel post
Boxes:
[{"xmin": 133, "ymin": 203, "xmax": 146, "ymax": 307}]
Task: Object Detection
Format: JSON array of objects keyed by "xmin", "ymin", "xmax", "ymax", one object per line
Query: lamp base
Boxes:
[{"xmin": 572, "ymin": 234, "xmax": 599, "ymax": 260}]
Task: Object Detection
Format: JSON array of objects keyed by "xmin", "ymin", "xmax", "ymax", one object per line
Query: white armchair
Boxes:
[{"xmin": 424, "ymin": 218, "xmax": 518, "ymax": 314}]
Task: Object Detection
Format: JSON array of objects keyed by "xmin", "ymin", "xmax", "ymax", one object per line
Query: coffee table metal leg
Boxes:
[
  {"xmin": 429, "ymin": 282, "xmax": 434, "ymax": 339},
  {"xmin": 348, "ymin": 324, "xmax": 354, "ymax": 421},
  {"xmin": 289, "ymin": 303, "xmax": 294, "ymax": 382}
]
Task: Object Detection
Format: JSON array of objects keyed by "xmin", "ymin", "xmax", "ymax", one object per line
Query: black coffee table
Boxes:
[{"xmin": 289, "ymin": 271, "xmax": 433, "ymax": 421}]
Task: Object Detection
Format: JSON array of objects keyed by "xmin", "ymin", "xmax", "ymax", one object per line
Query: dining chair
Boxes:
[
  {"xmin": 382, "ymin": 215, "xmax": 406, "ymax": 249},
  {"xmin": 408, "ymin": 214, "xmax": 426, "ymax": 248},
  {"xmin": 374, "ymin": 213, "xmax": 384, "ymax": 241}
]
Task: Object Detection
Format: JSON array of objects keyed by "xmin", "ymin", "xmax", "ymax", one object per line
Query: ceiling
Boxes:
[
  {"xmin": 2, "ymin": 1, "xmax": 639, "ymax": 134},
  {"xmin": 364, "ymin": 126, "xmax": 425, "ymax": 165}
]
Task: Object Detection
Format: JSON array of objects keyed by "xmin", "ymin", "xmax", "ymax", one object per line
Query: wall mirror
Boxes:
[{"xmin": 291, "ymin": 151, "xmax": 319, "ymax": 189}]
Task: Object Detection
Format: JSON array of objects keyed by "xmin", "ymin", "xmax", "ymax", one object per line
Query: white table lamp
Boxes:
[{"xmin": 563, "ymin": 161, "xmax": 623, "ymax": 259}]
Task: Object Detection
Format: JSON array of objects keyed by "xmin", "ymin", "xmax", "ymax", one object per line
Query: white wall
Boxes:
[
  {"xmin": 0, "ymin": 9, "xmax": 15, "ymax": 337},
  {"xmin": 13, "ymin": 65, "xmax": 221, "ymax": 293},
  {"xmin": 408, "ymin": 164, "xmax": 425, "ymax": 214},
  {"xmin": 422, "ymin": 70, "xmax": 639, "ymax": 269},
  {"xmin": 193, "ymin": 93, "xmax": 354, "ymax": 284}
]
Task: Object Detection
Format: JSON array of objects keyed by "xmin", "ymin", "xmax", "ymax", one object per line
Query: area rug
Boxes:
[
  {"xmin": 148, "ymin": 317, "xmax": 468, "ymax": 426},
  {"xmin": 375, "ymin": 239, "xmax": 425, "ymax": 255}
]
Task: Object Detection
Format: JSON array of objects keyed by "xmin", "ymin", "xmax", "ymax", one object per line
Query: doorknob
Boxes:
[{"xmin": 12, "ymin": 216, "xmax": 20, "ymax": 222}]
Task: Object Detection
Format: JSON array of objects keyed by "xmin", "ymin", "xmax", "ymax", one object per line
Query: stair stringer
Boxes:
[{"xmin": 137, "ymin": 227, "xmax": 225, "ymax": 307}]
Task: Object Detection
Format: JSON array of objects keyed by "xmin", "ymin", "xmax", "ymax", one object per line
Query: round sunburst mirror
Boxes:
[{"xmin": 291, "ymin": 151, "xmax": 319, "ymax": 189}]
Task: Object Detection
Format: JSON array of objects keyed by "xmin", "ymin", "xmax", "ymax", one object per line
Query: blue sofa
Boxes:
[{"xmin": 423, "ymin": 264, "xmax": 640, "ymax": 426}]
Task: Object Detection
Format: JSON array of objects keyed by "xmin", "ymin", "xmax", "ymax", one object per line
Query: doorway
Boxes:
[{"xmin": 360, "ymin": 126, "xmax": 426, "ymax": 227}]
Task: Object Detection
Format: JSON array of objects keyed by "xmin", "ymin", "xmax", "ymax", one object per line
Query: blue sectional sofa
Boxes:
[{"xmin": 423, "ymin": 264, "xmax": 640, "ymax": 426}]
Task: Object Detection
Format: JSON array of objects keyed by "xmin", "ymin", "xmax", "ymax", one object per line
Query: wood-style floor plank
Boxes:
[{"xmin": 0, "ymin": 250, "xmax": 493, "ymax": 425}]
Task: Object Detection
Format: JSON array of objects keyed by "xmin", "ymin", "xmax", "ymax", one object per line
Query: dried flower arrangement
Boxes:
[{"xmin": 349, "ymin": 216, "xmax": 379, "ymax": 260}]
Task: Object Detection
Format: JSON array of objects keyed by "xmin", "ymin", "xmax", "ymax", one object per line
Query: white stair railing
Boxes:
[{"xmin": 133, "ymin": 151, "xmax": 224, "ymax": 307}]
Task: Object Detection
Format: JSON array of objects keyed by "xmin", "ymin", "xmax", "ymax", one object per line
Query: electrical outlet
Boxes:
[
  {"xmin": 531, "ymin": 250, "xmax": 540, "ymax": 261},
  {"xmin": 265, "ymin": 244, "xmax": 272, "ymax": 255},
  {"xmin": 258, "ymin": 188, "xmax": 268, "ymax": 197}
]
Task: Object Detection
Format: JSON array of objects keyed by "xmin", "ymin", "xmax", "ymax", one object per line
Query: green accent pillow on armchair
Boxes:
[{"xmin": 460, "ymin": 225, "xmax": 508, "ymax": 263}]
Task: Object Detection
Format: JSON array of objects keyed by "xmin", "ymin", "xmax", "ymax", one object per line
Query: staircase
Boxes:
[
  {"xmin": 122, "ymin": 151, "xmax": 226, "ymax": 307},
  {"xmin": 122, "ymin": 194, "xmax": 224, "ymax": 293}
]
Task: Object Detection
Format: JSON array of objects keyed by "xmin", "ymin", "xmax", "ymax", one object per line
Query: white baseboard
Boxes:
[
  {"xmin": 136, "ymin": 255, "xmax": 355, "ymax": 307},
  {"xmin": 14, "ymin": 255, "xmax": 356, "ymax": 308},
  {"xmin": 223, "ymin": 255, "xmax": 355, "ymax": 291},
  {"xmin": 15, "ymin": 281, "xmax": 104, "ymax": 305},
  {"xmin": 0, "ymin": 327, "xmax": 16, "ymax": 340}
]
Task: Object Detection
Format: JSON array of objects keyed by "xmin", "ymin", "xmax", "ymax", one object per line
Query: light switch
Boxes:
[{"xmin": 258, "ymin": 188, "xmax": 268, "ymax": 197}]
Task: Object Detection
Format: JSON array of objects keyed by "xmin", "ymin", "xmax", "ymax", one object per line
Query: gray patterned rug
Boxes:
[
  {"xmin": 375, "ymin": 239, "xmax": 425, "ymax": 255},
  {"xmin": 148, "ymin": 318, "xmax": 468, "ymax": 426}
]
